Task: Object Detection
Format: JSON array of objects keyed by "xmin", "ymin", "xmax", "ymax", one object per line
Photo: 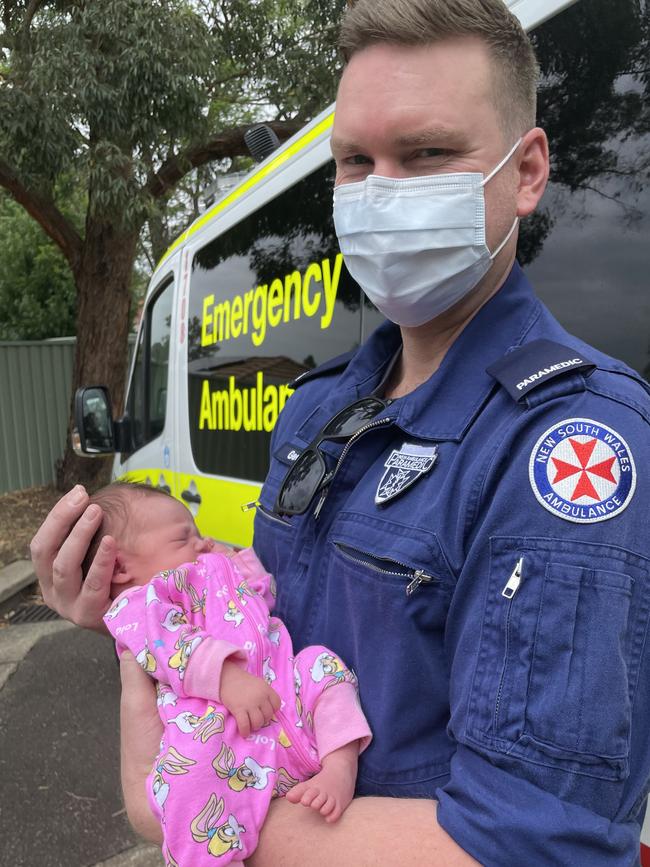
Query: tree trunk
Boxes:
[
  {"xmin": 147, "ymin": 209, "xmax": 171, "ymax": 268},
  {"xmin": 57, "ymin": 219, "xmax": 139, "ymax": 492}
]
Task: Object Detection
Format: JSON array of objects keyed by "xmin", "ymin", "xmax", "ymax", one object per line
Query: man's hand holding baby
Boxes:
[{"xmin": 220, "ymin": 658, "xmax": 282, "ymax": 737}]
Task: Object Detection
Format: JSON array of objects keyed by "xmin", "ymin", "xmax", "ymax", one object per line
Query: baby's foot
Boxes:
[{"xmin": 285, "ymin": 742, "xmax": 358, "ymax": 823}]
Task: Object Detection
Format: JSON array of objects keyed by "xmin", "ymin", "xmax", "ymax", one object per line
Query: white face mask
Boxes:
[{"xmin": 332, "ymin": 139, "xmax": 522, "ymax": 327}]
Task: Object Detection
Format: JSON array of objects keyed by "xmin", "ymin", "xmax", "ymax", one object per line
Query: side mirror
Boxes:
[{"xmin": 73, "ymin": 386, "xmax": 115, "ymax": 456}]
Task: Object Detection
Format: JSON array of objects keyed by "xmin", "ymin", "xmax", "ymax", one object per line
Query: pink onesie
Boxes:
[{"xmin": 104, "ymin": 549, "xmax": 371, "ymax": 866}]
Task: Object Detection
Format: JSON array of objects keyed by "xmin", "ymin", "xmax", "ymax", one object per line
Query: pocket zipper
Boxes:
[
  {"xmin": 494, "ymin": 556, "xmax": 525, "ymax": 731},
  {"xmin": 335, "ymin": 542, "xmax": 438, "ymax": 596},
  {"xmin": 252, "ymin": 503, "xmax": 292, "ymax": 527},
  {"xmin": 501, "ymin": 557, "xmax": 524, "ymax": 599}
]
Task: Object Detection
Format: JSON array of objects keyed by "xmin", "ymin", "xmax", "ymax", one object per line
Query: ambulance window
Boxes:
[
  {"xmin": 187, "ymin": 161, "xmax": 362, "ymax": 482},
  {"xmin": 126, "ymin": 276, "xmax": 173, "ymax": 453},
  {"xmin": 520, "ymin": 0, "xmax": 649, "ymax": 376}
]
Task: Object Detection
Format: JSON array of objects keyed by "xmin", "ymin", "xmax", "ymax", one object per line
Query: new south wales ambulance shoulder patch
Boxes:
[{"xmin": 529, "ymin": 418, "xmax": 636, "ymax": 524}]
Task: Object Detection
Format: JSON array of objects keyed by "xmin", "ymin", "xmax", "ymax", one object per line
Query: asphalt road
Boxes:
[{"xmin": 0, "ymin": 620, "xmax": 162, "ymax": 867}]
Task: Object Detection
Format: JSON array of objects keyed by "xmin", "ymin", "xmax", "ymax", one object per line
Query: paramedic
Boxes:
[{"xmin": 31, "ymin": 1, "xmax": 650, "ymax": 864}]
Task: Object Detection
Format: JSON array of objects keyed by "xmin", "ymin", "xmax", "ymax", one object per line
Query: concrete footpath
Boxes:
[{"xmin": 0, "ymin": 561, "xmax": 164, "ymax": 867}]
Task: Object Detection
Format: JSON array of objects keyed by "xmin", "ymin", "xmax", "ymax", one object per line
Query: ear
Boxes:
[
  {"xmin": 515, "ymin": 127, "xmax": 550, "ymax": 218},
  {"xmin": 109, "ymin": 553, "xmax": 137, "ymax": 591}
]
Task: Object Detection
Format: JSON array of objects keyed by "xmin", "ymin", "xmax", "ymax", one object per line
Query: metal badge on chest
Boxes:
[{"xmin": 375, "ymin": 442, "xmax": 439, "ymax": 505}]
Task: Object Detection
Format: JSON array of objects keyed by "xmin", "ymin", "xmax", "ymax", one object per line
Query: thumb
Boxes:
[
  {"xmin": 119, "ymin": 652, "xmax": 164, "ymax": 846},
  {"xmin": 119, "ymin": 649, "xmax": 145, "ymax": 684},
  {"xmin": 120, "ymin": 651, "xmax": 158, "ymax": 716},
  {"xmin": 120, "ymin": 650, "xmax": 162, "ymax": 761}
]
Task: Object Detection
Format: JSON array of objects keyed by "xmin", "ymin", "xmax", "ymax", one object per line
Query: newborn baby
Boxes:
[{"xmin": 91, "ymin": 482, "xmax": 371, "ymax": 866}]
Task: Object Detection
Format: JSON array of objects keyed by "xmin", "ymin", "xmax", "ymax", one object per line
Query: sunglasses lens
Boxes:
[
  {"xmin": 277, "ymin": 449, "xmax": 326, "ymax": 513},
  {"xmin": 323, "ymin": 398, "xmax": 387, "ymax": 438},
  {"xmin": 274, "ymin": 397, "xmax": 390, "ymax": 515}
]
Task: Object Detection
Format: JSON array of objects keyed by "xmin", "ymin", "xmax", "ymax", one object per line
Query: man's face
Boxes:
[
  {"xmin": 331, "ymin": 37, "xmax": 520, "ymax": 255},
  {"xmin": 117, "ymin": 496, "xmax": 213, "ymax": 589}
]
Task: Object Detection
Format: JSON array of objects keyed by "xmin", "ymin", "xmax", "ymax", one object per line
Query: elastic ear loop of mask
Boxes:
[
  {"xmin": 482, "ymin": 137, "xmax": 523, "ymax": 259},
  {"xmin": 482, "ymin": 137, "xmax": 523, "ymax": 186}
]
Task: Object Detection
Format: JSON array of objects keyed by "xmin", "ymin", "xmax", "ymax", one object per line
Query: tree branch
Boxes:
[
  {"xmin": 0, "ymin": 159, "xmax": 83, "ymax": 271},
  {"xmin": 23, "ymin": 0, "xmax": 46, "ymax": 33},
  {"xmin": 575, "ymin": 182, "xmax": 643, "ymax": 216},
  {"xmin": 212, "ymin": 68, "xmax": 249, "ymax": 88},
  {"xmin": 145, "ymin": 120, "xmax": 303, "ymax": 199}
]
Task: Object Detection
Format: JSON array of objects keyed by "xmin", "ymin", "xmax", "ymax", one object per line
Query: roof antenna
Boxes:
[{"xmin": 244, "ymin": 124, "xmax": 281, "ymax": 162}]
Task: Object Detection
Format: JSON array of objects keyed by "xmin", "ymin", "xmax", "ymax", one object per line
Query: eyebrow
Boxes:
[
  {"xmin": 395, "ymin": 127, "xmax": 466, "ymax": 148},
  {"xmin": 331, "ymin": 127, "xmax": 466, "ymax": 154}
]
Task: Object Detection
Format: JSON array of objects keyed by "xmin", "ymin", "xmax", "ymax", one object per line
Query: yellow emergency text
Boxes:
[
  {"xmin": 201, "ymin": 253, "xmax": 343, "ymax": 349},
  {"xmin": 198, "ymin": 373, "xmax": 294, "ymax": 433}
]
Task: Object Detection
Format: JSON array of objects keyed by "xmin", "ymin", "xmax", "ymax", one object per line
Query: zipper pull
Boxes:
[
  {"xmin": 502, "ymin": 557, "xmax": 524, "ymax": 599},
  {"xmin": 313, "ymin": 487, "xmax": 329, "ymax": 520},
  {"xmin": 406, "ymin": 569, "xmax": 436, "ymax": 597},
  {"xmin": 241, "ymin": 499, "xmax": 260, "ymax": 513}
]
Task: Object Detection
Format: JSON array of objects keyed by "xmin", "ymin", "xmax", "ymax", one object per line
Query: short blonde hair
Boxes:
[{"xmin": 339, "ymin": 0, "xmax": 539, "ymax": 138}]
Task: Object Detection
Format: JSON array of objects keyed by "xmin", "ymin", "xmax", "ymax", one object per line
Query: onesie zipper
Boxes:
[
  {"xmin": 274, "ymin": 706, "xmax": 320, "ymax": 775},
  {"xmin": 221, "ymin": 556, "xmax": 318, "ymax": 775},
  {"xmin": 222, "ymin": 555, "xmax": 265, "ymax": 678}
]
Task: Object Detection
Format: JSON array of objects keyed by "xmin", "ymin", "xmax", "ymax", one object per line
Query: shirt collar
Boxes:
[{"xmin": 342, "ymin": 262, "xmax": 543, "ymax": 441}]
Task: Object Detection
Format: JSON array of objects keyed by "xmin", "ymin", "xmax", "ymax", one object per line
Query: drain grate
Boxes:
[{"xmin": 6, "ymin": 603, "xmax": 61, "ymax": 624}]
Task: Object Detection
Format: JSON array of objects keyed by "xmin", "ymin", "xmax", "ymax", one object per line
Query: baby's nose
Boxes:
[{"xmin": 196, "ymin": 536, "xmax": 213, "ymax": 553}]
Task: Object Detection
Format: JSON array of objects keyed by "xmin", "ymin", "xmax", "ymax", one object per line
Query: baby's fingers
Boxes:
[
  {"xmin": 235, "ymin": 709, "xmax": 252, "ymax": 738},
  {"xmin": 248, "ymin": 706, "xmax": 265, "ymax": 732},
  {"xmin": 261, "ymin": 698, "xmax": 276, "ymax": 725},
  {"xmin": 268, "ymin": 687, "xmax": 281, "ymax": 712}
]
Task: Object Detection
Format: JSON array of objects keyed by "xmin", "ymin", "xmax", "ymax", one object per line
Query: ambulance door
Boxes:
[
  {"xmin": 115, "ymin": 266, "xmax": 178, "ymax": 495},
  {"xmin": 175, "ymin": 159, "xmax": 363, "ymax": 547}
]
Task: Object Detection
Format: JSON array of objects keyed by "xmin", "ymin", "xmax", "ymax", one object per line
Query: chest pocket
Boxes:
[
  {"xmin": 330, "ymin": 511, "xmax": 455, "ymax": 610},
  {"xmin": 466, "ymin": 536, "xmax": 650, "ymax": 782},
  {"xmin": 313, "ymin": 511, "xmax": 457, "ymax": 789}
]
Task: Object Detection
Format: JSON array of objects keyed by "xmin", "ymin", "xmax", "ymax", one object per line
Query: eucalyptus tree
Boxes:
[
  {"xmin": 0, "ymin": 0, "xmax": 345, "ymax": 488},
  {"xmin": 0, "ymin": 191, "xmax": 77, "ymax": 340}
]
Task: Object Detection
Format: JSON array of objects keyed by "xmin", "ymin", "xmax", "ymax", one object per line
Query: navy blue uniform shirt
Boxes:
[{"xmin": 253, "ymin": 263, "xmax": 650, "ymax": 866}]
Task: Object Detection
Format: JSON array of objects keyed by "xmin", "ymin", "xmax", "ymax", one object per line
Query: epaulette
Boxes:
[
  {"xmin": 289, "ymin": 349, "xmax": 357, "ymax": 389},
  {"xmin": 486, "ymin": 339, "xmax": 596, "ymax": 403}
]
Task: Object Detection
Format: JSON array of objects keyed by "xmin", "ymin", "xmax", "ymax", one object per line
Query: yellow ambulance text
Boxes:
[
  {"xmin": 201, "ymin": 253, "xmax": 343, "ymax": 348},
  {"xmin": 198, "ymin": 374, "xmax": 294, "ymax": 433}
]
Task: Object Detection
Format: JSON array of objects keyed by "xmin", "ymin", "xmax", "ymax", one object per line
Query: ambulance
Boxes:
[{"xmin": 73, "ymin": 0, "xmax": 650, "ymax": 856}]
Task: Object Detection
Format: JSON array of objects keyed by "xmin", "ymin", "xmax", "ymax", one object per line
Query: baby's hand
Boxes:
[
  {"xmin": 220, "ymin": 660, "xmax": 281, "ymax": 737},
  {"xmin": 206, "ymin": 539, "xmax": 236, "ymax": 557}
]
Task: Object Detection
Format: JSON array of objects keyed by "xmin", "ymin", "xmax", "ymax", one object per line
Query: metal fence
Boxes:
[
  {"xmin": 0, "ymin": 338, "xmax": 75, "ymax": 495},
  {"xmin": 0, "ymin": 336, "xmax": 137, "ymax": 495}
]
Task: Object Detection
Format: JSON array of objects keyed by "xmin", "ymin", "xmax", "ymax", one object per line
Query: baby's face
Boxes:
[{"xmin": 119, "ymin": 495, "xmax": 213, "ymax": 587}]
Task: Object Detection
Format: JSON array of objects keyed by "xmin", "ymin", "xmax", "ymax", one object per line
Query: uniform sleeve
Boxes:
[
  {"xmin": 435, "ymin": 392, "xmax": 650, "ymax": 866},
  {"xmin": 103, "ymin": 564, "xmax": 245, "ymax": 700}
]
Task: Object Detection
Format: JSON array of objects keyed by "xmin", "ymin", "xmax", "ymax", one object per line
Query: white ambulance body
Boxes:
[{"xmin": 99, "ymin": 0, "xmax": 649, "ymax": 855}]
